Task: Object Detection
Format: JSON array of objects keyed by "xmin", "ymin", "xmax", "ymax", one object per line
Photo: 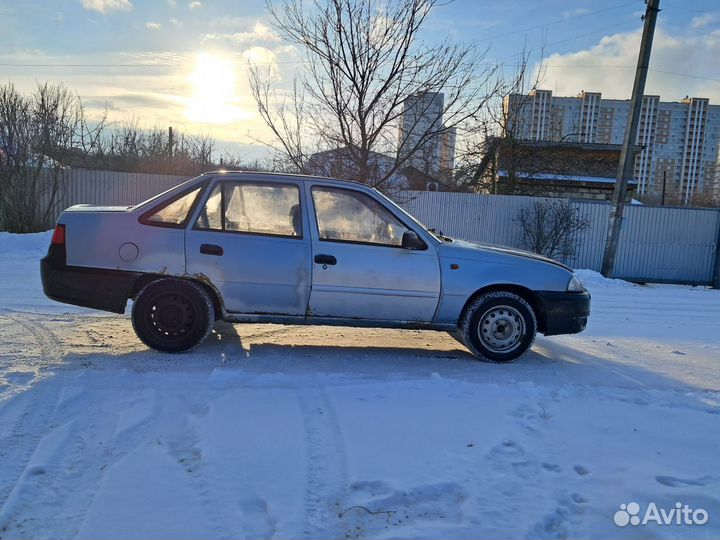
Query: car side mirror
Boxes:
[{"xmin": 401, "ymin": 230, "xmax": 426, "ymax": 250}]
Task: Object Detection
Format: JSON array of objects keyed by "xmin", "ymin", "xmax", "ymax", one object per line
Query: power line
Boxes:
[
  {"xmin": 544, "ymin": 17, "xmax": 640, "ymax": 48},
  {"xmin": 649, "ymin": 68, "xmax": 720, "ymax": 82},
  {"xmin": 0, "ymin": 26, "xmax": 642, "ymax": 73},
  {"xmin": 659, "ymin": 1, "xmax": 707, "ymax": 14},
  {"xmin": 0, "ymin": 1, "xmax": 643, "ymax": 70},
  {"xmin": 6, "ymin": 63, "xmax": 717, "ymax": 83},
  {"xmin": 4, "ymin": 2, "xmax": 715, "ymax": 84},
  {"xmin": 499, "ymin": 16, "xmax": 641, "ymax": 62},
  {"xmin": 476, "ymin": 0, "xmax": 642, "ymax": 43}
]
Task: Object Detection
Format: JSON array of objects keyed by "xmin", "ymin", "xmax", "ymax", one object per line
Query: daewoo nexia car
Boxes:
[{"xmin": 41, "ymin": 172, "xmax": 590, "ymax": 362}]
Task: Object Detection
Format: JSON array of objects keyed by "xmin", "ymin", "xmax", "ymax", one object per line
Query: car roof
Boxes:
[{"xmin": 201, "ymin": 170, "xmax": 370, "ymax": 188}]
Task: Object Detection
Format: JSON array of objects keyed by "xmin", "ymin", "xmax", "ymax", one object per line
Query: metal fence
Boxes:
[
  {"xmin": 399, "ymin": 191, "xmax": 720, "ymax": 286},
  {"xmin": 36, "ymin": 169, "xmax": 720, "ymax": 286},
  {"xmin": 50, "ymin": 169, "xmax": 193, "ymax": 210}
]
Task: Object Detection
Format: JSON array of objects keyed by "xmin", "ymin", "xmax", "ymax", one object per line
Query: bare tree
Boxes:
[
  {"xmin": 250, "ymin": 0, "xmax": 501, "ymax": 189},
  {"xmin": 0, "ymin": 83, "xmax": 106, "ymax": 232},
  {"xmin": 96, "ymin": 123, "xmax": 226, "ymax": 175},
  {"xmin": 515, "ymin": 200, "xmax": 591, "ymax": 261}
]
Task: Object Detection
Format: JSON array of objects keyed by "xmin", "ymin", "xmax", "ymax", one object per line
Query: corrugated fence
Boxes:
[
  {"xmin": 399, "ymin": 191, "xmax": 720, "ymax": 286},
  {"xmin": 56, "ymin": 169, "xmax": 193, "ymax": 208},
  {"xmin": 35, "ymin": 169, "xmax": 720, "ymax": 286}
]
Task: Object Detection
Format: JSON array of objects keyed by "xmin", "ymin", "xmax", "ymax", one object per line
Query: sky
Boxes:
[{"xmin": 1, "ymin": 0, "xmax": 719, "ymax": 160}]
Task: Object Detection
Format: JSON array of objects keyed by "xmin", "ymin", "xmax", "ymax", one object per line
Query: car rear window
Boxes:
[{"xmin": 144, "ymin": 187, "xmax": 202, "ymax": 226}]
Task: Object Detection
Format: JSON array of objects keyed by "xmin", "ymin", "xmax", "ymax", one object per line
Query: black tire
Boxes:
[
  {"xmin": 459, "ymin": 291, "xmax": 537, "ymax": 362},
  {"xmin": 131, "ymin": 278, "xmax": 215, "ymax": 353}
]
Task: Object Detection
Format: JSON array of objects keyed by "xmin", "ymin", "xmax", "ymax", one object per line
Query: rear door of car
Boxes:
[
  {"xmin": 305, "ymin": 182, "xmax": 441, "ymax": 321},
  {"xmin": 185, "ymin": 178, "xmax": 312, "ymax": 315}
]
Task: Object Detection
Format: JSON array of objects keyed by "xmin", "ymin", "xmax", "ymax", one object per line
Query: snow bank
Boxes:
[
  {"xmin": 0, "ymin": 230, "xmax": 53, "ymax": 260},
  {"xmin": 0, "ymin": 230, "xmax": 90, "ymax": 313},
  {"xmin": 574, "ymin": 269, "xmax": 637, "ymax": 289}
]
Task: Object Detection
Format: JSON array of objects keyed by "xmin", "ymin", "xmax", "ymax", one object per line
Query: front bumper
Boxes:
[
  {"xmin": 536, "ymin": 290, "xmax": 591, "ymax": 336},
  {"xmin": 41, "ymin": 256, "xmax": 140, "ymax": 314}
]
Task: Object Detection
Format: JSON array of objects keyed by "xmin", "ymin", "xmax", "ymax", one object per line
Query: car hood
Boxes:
[{"xmin": 437, "ymin": 238, "xmax": 572, "ymax": 271}]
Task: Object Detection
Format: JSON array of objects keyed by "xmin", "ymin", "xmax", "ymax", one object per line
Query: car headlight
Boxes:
[{"xmin": 567, "ymin": 274, "xmax": 585, "ymax": 292}]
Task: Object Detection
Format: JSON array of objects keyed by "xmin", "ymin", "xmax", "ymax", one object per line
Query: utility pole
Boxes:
[
  {"xmin": 168, "ymin": 126, "xmax": 174, "ymax": 159},
  {"xmin": 601, "ymin": 0, "xmax": 660, "ymax": 277}
]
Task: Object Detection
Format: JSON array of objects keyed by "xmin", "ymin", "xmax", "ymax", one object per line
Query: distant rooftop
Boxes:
[{"xmin": 498, "ymin": 170, "xmax": 637, "ymax": 186}]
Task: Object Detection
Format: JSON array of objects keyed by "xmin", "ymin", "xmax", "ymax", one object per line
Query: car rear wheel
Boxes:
[
  {"xmin": 459, "ymin": 291, "xmax": 537, "ymax": 362},
  {"xmin": 132, "ymin": 278, "xmax": 214, "ymax": 353}
]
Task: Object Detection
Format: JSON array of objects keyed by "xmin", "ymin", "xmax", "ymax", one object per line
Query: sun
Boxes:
[{"xmin": 186, "ymin": 53, "xmax": 244, "ymax": 124}]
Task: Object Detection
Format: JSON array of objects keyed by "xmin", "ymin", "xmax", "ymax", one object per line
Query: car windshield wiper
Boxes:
[{"xmin": 429, "ymin": 228, "xmax": 453, "ymax": 242}]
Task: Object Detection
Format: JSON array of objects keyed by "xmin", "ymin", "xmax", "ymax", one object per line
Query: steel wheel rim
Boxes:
[
  {"xmin": 147, "ymin": 292, "xmax": 197, "ymax": 339},
  {"xmin": 477, "ymin": 305, "xmax": 525, "ymax": 353}
]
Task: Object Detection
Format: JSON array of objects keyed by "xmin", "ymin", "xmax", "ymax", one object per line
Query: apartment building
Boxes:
[
  {"xmin": 504, "ymin": 90, "xmax": 720, "ymax": 202},
  {"xmin": 398, "ymin": 92, "xmax": 456, "ymax": 175}
]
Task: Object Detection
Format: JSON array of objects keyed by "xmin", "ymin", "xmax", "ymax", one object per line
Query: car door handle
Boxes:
[
  {"xmin": 200, "ymin": 244, "xmax": 223, "ymax": 256},
  {"xmin": 314, "ymin": 254, "xmax": 337, "ymax": 265}
]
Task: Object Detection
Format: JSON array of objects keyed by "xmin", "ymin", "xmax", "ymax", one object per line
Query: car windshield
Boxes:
[{"xmin": 372, "ymin": 189, "xmax": 442, "ymax": 243}]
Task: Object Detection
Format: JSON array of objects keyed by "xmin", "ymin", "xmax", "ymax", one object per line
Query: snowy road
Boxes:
[{"xmin": 1, "ymin": 232, "xmax": 719, "ymax": 539}]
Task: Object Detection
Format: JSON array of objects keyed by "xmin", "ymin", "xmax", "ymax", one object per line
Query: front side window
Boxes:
[
  {"xmin": 312, "ymin": 187, "xmax": 409, "ymax": 246},
  {"xmin": 195, "ymin": 182, "xmax": 302, "ymax": 238},
  {"xmin": 144, "ymin": 187, "xmax": 202, "ymax": 226}
]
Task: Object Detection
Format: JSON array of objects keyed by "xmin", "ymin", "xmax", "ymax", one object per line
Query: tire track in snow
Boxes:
[
  {"xmin": 172, "ymin": 403, "xmax": 237, "ymax": 540},
  {"xmin": 0, "ymin": 313, "xmax": 122, "ymax": 537},
  {"xmin": 0, "ymin": 386, "xmax": 115, "ymax": 539},
  {"xmin": 0, "ymin": 312, "xmax": 63, "ymax": 531},
  {"xmin": 299, "ymin": 387, "xmax": 348, "ymax": 538},
  {"xmin": 0, "ymin": 311, "xmax": 64, "ymax": 391},
  {"xmin": 42, "ymin": 389, "xmax": 165, "ymax": 538}
]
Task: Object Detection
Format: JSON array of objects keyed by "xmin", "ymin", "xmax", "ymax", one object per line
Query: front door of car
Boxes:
[
  {"xmin": 306, "ymin": 184, "xmax": 441, "ymax": 321},
  {"xmin": 185, "ymin": 179, "xmax": 312, "ymax": 315}
]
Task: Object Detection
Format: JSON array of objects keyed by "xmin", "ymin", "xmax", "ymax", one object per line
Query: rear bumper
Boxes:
[
  {"xmin": 536, "ymin": 290, "xmax": 591, "ymax": 336},
  {"xmin": 41, "ymin": 256, "xmax": 140, "ymax": 314}
]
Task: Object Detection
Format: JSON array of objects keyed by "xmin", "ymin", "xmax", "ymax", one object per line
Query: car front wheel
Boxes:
[
  {"xmin": 132, "ymin": 278, "xmax": 215, "ymax": 353},
  {"xmin": 459, "ymin": 291, "xmax": 537, "ymax": 362}
]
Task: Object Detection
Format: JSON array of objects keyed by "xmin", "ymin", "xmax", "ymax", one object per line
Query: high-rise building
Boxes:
[
  {"xmin": 439, "ymin": 127, "xmax": 456, "ymax": 172},
  {"xmin": 504, "ymin": 90, "xmax": 720, "ymax": 202},
  {"xmin": 398, "ymin": 92, "xmax": 455, "ymax": 176}
]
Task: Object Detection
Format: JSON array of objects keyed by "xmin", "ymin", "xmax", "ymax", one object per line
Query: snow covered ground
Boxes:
[{"xmin": 0, "ymin": 231, "xmax": 719, "ymax": 539}]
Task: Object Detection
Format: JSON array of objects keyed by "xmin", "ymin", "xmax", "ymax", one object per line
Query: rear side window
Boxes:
[
  {"xmin": 144, "ymin": 187, "xmax": 202, "ymax": 226},
  {"xmin": 195, "ymin": 182, "xmax": 302, "ymax": 238}
]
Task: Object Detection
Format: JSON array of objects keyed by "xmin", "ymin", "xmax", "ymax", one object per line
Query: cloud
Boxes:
[
  {"xmin": 167, "ymin": 0, "xmax": 176, "ymax": 6},
  {"xmin": 145, "ymin": 22, "xmax": 161, "ymax": 30},
  {"xmin": 242, "ymin": 46, "xmax": 278, "ymax": 65},
  {"xmin": 534, "ymin": 27, "xmax": 720, "ymax": 103},
  {"xmin": 188, "ymin": 1, "xmax": 202, "ymax": 9},
  {"xmin": 81, "ymin": 0, "xmax": 133, "ymax": 13},
  {"xmin": 691, "ymin": 13, "xmax": 719, "ymax": 29},
  {"xmin": 170, "ymin": 18, "xmax": 183, "ymax": 27},
  {"xmin": 210, "ymin": 16, "xmax": 254, "ymax": 28},
  {"xmin": 561, "ymin": 8, "xmax": 590, "ymax": 19},
  {"xmin": 203, "ymin": 22, "xmax": 281, "ymax": 44},
  {"xmin": 0, "ymin": 48, "xmax": 275, "ymax": 149}
]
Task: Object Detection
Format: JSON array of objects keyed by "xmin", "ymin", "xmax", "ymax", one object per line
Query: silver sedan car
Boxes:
[{"xmin": 41, "ymin": 172, "xmax": 590, "ymax": 362}]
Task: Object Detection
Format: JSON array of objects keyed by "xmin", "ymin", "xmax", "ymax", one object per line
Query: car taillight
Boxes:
[{"xmin": 51, "ymin": 224, "xmax": 65, "ymax": 245}]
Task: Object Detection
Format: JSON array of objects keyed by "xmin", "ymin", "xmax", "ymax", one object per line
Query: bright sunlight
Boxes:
[{"xmin": 185, "ymin": 53, "xmax": 246, "ymax": 124}]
